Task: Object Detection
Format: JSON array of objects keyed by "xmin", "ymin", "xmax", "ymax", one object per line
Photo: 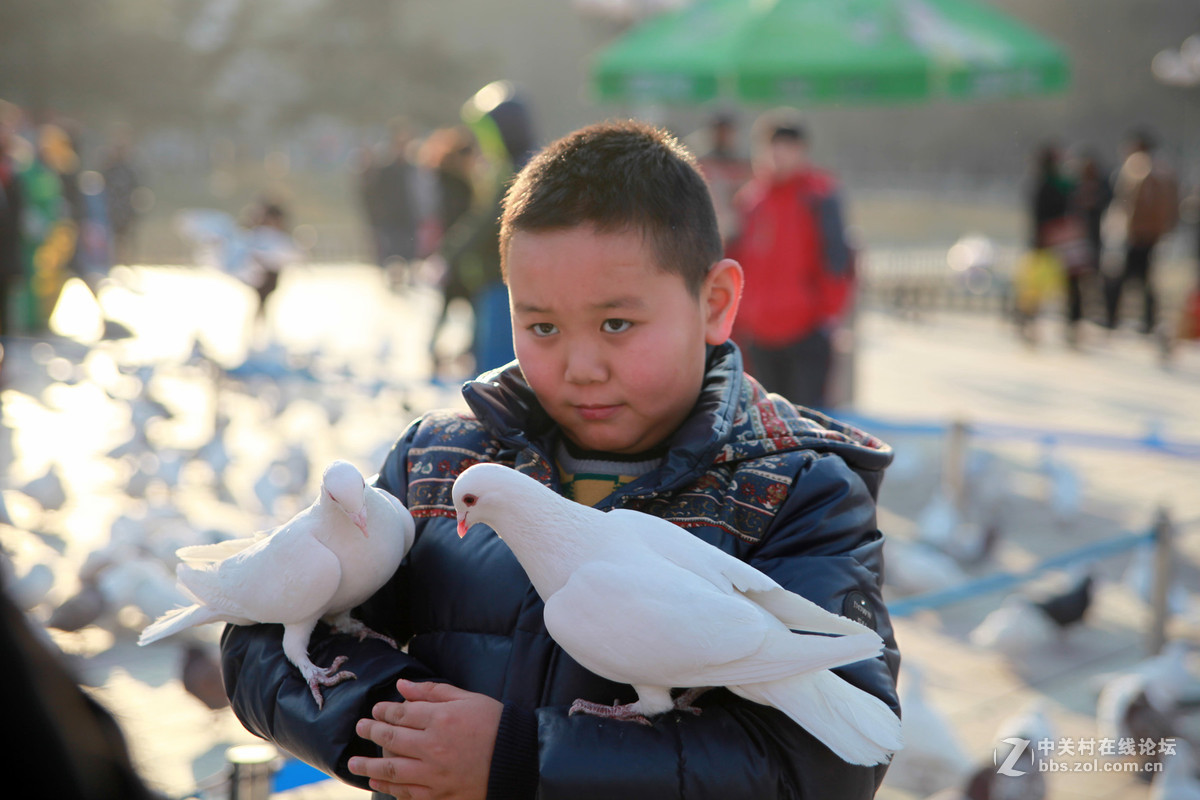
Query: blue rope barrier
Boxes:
[
  {"xmin": 888, "ymin": 528, "xmax": 1156, "ymax": 617},
  {"xmin": 832, "ymin": 411, "xmax": 1200, "ymax": 459}
]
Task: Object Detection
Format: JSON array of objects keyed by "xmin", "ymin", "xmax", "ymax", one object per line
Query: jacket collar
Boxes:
[{"xmin": 460, "ymin": 344, "xmax": 742, "ymax": 488}]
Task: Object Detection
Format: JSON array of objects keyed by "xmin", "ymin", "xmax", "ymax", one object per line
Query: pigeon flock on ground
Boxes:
[
  {"xmin": 0, "ymin": 273, "xmax": 1196, "ymax": 797},
  {"xmin": 0, "ymin": 306, "xmax": 437, "ymax": 717}
]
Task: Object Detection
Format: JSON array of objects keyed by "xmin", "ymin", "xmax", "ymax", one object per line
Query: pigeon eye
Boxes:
[{"xmin": 463, "ymin": 494, "xmax": 477, "ymax": 507}]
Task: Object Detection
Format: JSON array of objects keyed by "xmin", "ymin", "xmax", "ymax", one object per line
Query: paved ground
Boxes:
[
  {"xmin": 2, "ymin": 263, "xmax": 1198, "ymax": 799},
  {"xmin": 857, "ymin": 310, "xmax": 1200, "ymax": 800}
]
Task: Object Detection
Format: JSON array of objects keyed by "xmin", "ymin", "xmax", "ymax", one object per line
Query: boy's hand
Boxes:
[{"xmin": 349, "ymin": 678, "xmax": 503, "ymax": 800}]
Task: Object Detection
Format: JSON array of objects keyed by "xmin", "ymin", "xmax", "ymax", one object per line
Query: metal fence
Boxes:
[{"xmin": 855, "ymin": 244, "xmax": 1021, "ymax": 314}]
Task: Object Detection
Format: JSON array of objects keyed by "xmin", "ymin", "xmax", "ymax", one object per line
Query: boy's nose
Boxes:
[{"xmin": 563, "ymin": 343, "xmax": 608, "ymax": 384}]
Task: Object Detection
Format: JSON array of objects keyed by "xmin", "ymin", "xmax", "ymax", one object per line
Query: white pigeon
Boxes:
[
  {"xmin": 1127, "ymin": 641, "xmax": 1200, "ymax": 711},
  {"xmin": 139, "ymin": 460, "xmax": 415, "ymax": 708},
  {"xmin": 451, "ymin": 463, "xmax": 902, "ymax": 766},
  {"xmin": 968, "ymin": 595, "xmax": 1058, "ymax": 655},
  {"xmin": 883, "ymin": 538, "xmax": 968, "ymax": 596},
  {"xmin": 1095, "ymin": 671, "xmax": 1173, "ymax": 751},
  {"xmin": 1094, "ymin": 641, "xmax": 1200, "ymax": 743}
]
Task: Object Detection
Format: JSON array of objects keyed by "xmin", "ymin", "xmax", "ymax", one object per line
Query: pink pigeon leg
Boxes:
[
  {"xmin": 326, "ymin": 612, "xmax": 398, "ymax": 649},
  {"xmin": 283, "ymin": 623, "xmax": 358, "ymax": 709},
  {"xmin": 569, "ymin": 698, "xmax": 655, "ymax": 726},
  {"xmin": 672, "ymin": 686, "xmax": 713, "ymax": 715}
]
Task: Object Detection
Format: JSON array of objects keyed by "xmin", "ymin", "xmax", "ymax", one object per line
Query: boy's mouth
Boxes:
[{"xmin": 574, "ymin": 403, "xmax": 621, "ymax": 421}]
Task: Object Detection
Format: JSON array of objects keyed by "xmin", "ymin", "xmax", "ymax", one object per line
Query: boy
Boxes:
[{"xmin": 221, "ymin": 120, "xmax": 900, "ymax": 799}]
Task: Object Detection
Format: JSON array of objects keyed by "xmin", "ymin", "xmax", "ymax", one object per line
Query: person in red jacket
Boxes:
[{"xmin": 729, "ymin": 114, "xmax": 852, "ymax": 409}]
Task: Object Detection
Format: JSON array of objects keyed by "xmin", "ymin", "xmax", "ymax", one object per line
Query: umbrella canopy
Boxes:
[{"xmin": 592, "ymin": 0, "xmax": 1069, "ymax": 106}]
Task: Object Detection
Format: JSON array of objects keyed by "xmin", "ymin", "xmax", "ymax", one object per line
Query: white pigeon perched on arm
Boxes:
[
  {"xmin": 138, "ymin": 460, "xmax": 415, "ymax": 709},
  {"xmin": 451, "ymin": 462, "xmax": 902, "ymax": 766}
]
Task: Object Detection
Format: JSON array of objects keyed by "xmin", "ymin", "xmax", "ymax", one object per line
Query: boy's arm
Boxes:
[
  {"xmin": 220, "ymin": 618, "xmax": 435, "ymax": 787},
  {"xmin": 220, "ymin": 424, "xmax": 435, "ymax": 789},
  {"xmin": 504, "ymin": 451, "xmax": 899, "ymax": 800}
]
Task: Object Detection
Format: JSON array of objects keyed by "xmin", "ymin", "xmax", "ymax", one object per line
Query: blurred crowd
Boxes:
[
  {"xmin": 1018, "ymin": 128, "xmax": 1200, "ymax": 355},
  {"xmin": 6, "ymin": 87, "xmax": 1196, "ymax": 393},
  {"xmin": 0, "ymin": 99, "xmax": 146, "ymax": 342},
  {"xmin": 348, "ymin": 103, "xmax": 882, "ymax": 408},
  {"xmin": 349, "ymin": 102, "xmax": 862, "ymax": 408},
  {"xmin": 351, "ymin": 81, "xmax": 537, "ymax": 379},
  {"xmin": 681, "ymin": 109, "xmax": 1200, "ymax": 374}
]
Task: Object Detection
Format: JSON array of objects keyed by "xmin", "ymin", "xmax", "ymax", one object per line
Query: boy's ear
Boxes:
[{"xmin": 702, "ymin": 258, "xmax": 743, "ymax": 345}]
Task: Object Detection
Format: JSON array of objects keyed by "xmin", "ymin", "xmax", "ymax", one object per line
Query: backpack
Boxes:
[{"xmin": 1130, "ymin": 164, "xmax": 1179, "ymax": 243}]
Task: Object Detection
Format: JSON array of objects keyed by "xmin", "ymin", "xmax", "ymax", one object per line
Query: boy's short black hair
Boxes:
[{"xmin": 499, "ymin": 119, "xmax": 723, "ymax": 296}]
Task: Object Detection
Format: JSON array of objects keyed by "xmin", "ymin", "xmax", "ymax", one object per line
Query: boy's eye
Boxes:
[
  {"xmin": 601, "ymin": 319, "xmax": 632, "ymax": 334},
  {"xmin": 530, "ymin": 322, "xmax": 558, "ymax": 337}
]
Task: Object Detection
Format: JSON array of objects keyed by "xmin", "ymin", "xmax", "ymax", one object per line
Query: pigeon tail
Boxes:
[
  {"xmin": 138, "ymin": 603, "xmax": 222, "ymax": 646},
  {"xmin": 732, "ymin": 669, "xmax": 903, "ymax": 766}
]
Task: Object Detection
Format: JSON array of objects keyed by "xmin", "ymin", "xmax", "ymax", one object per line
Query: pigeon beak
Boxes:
[
  {"xmin": 457, "ymin": 515, "xmax": 468, "ymax": 538},
  {"xmin": 350, "ymin": 508, "xmax": 369, "ymax": 536}
]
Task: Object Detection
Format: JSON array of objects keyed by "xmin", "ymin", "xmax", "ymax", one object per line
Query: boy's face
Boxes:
[{"xmin": 507, "ymin": 225, "xmax": 740, "ymax": 455}]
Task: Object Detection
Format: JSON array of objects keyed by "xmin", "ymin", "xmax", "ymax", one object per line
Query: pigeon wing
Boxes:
[
  {"xmin": 176, "ymin": 532, "xmax": 269, "ymax": 564},
  {"xmin": 610, "ymin": 509, "xmax": 875, "ymax": 638},
  {"xmin": 176, "ymin": 525, "xmax": 341, "ymax": 625},
  {"xmin": 544, "ymin": 558, "xmax": 766, "ymax": 687},
  {"xmin": 545, "ymin": 558, "xmax": 882, "ymax": 690},
  {"xmin": 369, "ymin": 485, "xmax": 416, "ymax": 551}
]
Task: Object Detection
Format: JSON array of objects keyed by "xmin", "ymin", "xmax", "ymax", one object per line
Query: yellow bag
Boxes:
[{"xmin": 1014, "ymin": 248, "xmax": 1065, "ymax": 314}]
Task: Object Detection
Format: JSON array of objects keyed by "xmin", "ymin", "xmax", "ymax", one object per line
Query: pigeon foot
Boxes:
[
  {"xmin": 672, "ymin": 687, "xmax": 711, "ymax": 715},
  {"xmin": 569, "ymin": 698, "xmax": 654, "ymax": 726},
  {"xmin": 328, "ymin": 616, "xmax": 398, "ymax": 649},
  {"xmin": 307, "ymin": 655, "xmax": 356, "ymax": 710},
  {"xmin": 355, "ymin": 627, "xmax": 397, "ymax": 649}
]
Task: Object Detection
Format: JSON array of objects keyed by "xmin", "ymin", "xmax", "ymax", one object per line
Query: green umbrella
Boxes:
[{"xmin": 592, "ymin": 0, "xmax": 1069, "ymax": 106}]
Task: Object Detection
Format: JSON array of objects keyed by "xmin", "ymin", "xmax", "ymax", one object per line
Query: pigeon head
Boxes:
[
  {"xmin": 456, "ymin": 492, "xmax": 478, "ymax": 538},
  {"xmin": 322, "ymin": 460, "xmax": 368, "ymax": 536},
  {"xmin": 453, "ymin": 463, "xmax": 522, "ymax": 539}
]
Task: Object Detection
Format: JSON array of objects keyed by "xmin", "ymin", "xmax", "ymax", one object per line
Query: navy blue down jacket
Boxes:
[{"xmin": 221, "ymin": 342, "xmax": 901, "ymax": 799}]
